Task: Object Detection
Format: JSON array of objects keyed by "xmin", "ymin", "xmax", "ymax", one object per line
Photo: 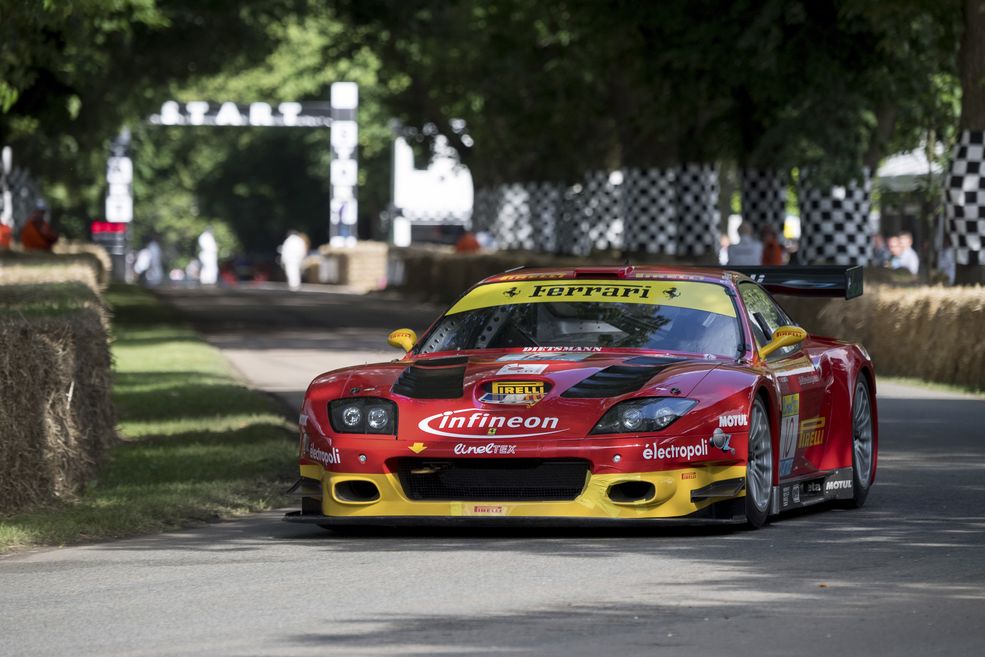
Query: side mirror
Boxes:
[
  {"xmin": 387, "ymin": 328, "xmax": 418, "ymax": 353},
  {"xmin": 759, "ymin": 325, "xmax": 807, "ymax": 359}
]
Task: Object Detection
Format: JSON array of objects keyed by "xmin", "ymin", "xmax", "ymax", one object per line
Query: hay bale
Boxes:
[
  {"xmin": 780, "ymin": 285, "xmax": 985, "ymax": 391},
  {"xmin": 0, "ymin": 283, "xmax": 116, "ymax": 513},
  {"xmin": 0, "ymin": 250, "xmax": 105, "ymax": 292}
]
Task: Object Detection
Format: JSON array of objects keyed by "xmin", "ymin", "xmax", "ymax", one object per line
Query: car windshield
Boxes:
[{"xmin": 419, "ymin": 279, "xmax": 740, "ymax": 356}]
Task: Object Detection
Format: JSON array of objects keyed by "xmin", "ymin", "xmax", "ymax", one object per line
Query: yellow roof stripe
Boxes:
[{"xmin": 447, "ymin": 280, "xmax": 736, "ymax": 317}]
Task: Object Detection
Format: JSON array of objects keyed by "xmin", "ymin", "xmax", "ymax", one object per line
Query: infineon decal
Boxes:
[
  {"xmin": 446, "ymin": 280, "xmax": 736, "ymax": 317},
  {"xmin": 418, "ymin": 408, "xmax": 565, "ymax": 439}
]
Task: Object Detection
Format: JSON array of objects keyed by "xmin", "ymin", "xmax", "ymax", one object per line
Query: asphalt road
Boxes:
[{"xmin": 2, "ymin": 284, "xmax": 984, "ymax": 657}]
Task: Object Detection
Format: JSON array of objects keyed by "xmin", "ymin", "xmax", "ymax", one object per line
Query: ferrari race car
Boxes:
[{"xmin": 285, "ymin": 265, "xmax": 877, "ymax": 529}]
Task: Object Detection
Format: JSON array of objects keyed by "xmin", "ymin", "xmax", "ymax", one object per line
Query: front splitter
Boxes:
[{"xmin": 283, "ymin": 510, "xmax": 746, "ymax": 528}]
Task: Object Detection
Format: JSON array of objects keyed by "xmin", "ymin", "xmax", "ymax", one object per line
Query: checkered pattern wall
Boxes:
[
  {"xmin": 674, "ymin": 164, "xmax": 719, "ymax": 257},
  {"xmin": 946, "ymin": 130, "xmax": 985, "ymax": 266},
  {"xmin": 797, "ymin": 171, "xmax": 871, "ymax": 265},
  {"xmin": 470, "ymin": 187, "xmax": 497, "ymax": 233},
  {"xmin": 0, "ymin": 167, "xmax": 44, "ymax": 229},
  {"xmin": 559, "ymin": 171, "xmax": 624, "ymax": 256},
  {"xmin": 485, "ymin": 183, "xmax": 562, "ymax": 252},
  {"xmin": 741, "ymin": 169, "xmax": 786, "ymax": 233},
  {"xmin": 622, "ymin": 168, "xmax": 677, "ymax": 254}
]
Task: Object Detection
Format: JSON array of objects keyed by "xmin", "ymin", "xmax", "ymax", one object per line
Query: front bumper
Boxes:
[{"xmin": 290, "ymin": 461, "xmax": 747, "ymax": 522}]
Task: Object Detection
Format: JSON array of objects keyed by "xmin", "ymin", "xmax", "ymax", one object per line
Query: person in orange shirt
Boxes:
[
  {"xmin": 0, "ymin": 223, "xmax": 12, "ymax": 249},
  {"xmin": 20, "ymin": 208, "xmax": 59, "ymax": 251},
  {"xmin": 455, "ymin": 231, "xmax": 481, "ymax": 253},
  {"xmin": 760, "ymin": 226, "xmax": 785, "ymax": 266}
]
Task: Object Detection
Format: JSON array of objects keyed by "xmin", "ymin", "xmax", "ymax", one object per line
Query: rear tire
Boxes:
[
  {"xmin": 744, "ymin": 397, "xmax": 773, "ymax": 528},
  {"xmin": 847, "ymin": 375, "xmax": 875, "ymax": 508}
]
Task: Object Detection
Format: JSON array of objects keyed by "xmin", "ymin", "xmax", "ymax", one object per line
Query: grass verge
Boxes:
[
  {"xmin": 877, "ymin": 376, "xmax": 985, "ymax": 398},
  {"xmin": 0, "ymin": 285, "xmax": 296, "ymax": 553}
]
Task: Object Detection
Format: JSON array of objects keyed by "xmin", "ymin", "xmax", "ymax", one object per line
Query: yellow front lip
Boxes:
[{"xmin": 300, "ymin": 463, "xmax": 746, "ymax": 519}]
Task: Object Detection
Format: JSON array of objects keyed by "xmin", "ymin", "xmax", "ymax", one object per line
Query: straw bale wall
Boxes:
[{"xmin": 0, "ymin": 262, "xmax": 116, "ymax": 513}]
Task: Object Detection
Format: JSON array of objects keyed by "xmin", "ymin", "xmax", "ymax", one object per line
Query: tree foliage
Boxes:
[{"xmin": 0, "ymin": 0, "xmax": 969, "ymax": 255}]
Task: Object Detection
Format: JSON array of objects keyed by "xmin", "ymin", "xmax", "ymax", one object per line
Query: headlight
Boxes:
[
  {"xmin": 329, "ymin": 398, "xmax": 397, "ymax": 434},
  {"xmin": 590, "ymin": 398, "xmax": 697, "ymax": 435}
]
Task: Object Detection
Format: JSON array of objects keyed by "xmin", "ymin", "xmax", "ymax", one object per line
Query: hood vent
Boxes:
[
  {"xmin": 393, "ymin": 363, "xmax": 466, "ymax": 399},
  {"xmin": 623, "ymin": 356, "xmax": 687, "ymax": 366},
  {"xmin": 561, "ymin": 365, "xmax": 666, "ymax": 399}
]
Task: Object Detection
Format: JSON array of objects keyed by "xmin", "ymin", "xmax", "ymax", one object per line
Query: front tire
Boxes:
[
  {"xmin": 744, "ymin": 397, "xmax": 773, "ymax": 528},
  {"xmin": 847, "ymin": 375, "xmax": 875, "ymax": 508}
]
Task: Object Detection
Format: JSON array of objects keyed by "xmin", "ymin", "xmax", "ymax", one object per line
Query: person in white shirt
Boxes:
[
  {"xmin": 896, "ymin": 232, "xmax": 920, "ymax": 275},
  {"xmin": 198, "ymin": 228, "xmax": 218, "ymax": 285},
  {"xmin": 727, "ymin": 223, "xmax": 764, "ymax": 266},
  {"xmin": 279, "ymin": 230, "xmax": 307, "ymax": 290}
]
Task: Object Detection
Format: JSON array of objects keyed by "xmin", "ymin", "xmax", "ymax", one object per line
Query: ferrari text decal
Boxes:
[
  {"xmin": 778, "ymin": 393, "xmax": 800, "ymax": 476},
  {"xmin": 454, "ymin": 442, "xmax": 517, "ymax": 455},
  {"xmin": 418, "ymin": 408, "xmax": 565, "ymax": 439},
  {"xmin": 445, "ymin": 280, "xmax": 737, "ymax": 317},
  {"xmin": 642, "ymin": 440, "xmax": 709, "ymax": 461},
  {"xmin": 526, "ymin": 283, "xmax": 651, "ymax": 299}
]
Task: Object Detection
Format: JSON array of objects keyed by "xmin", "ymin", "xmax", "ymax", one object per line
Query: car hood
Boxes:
[{"xmin": 308, "ymin": 350, "xmax": 724, "ymax": 440}]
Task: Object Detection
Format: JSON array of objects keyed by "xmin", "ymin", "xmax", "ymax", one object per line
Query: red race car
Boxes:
[{"xmin": 285, "ymin": 265, "xmax": 876, "ymax": 529}]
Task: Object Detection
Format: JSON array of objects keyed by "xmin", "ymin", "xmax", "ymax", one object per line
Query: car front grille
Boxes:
[{"xmin": 393, "ymin": 458, "xmax": 590, "ymax": 501}]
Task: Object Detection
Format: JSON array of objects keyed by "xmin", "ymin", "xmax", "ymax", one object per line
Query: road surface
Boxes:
[{"xmin": 2, "ymin": 284, "xmax": 983, "ymax": 657}]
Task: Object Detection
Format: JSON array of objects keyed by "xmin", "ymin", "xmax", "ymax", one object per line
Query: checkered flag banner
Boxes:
[
  {"xmin": 741, "ymin": 168, "xmax": 786, "ymax": 234},
  {"xmin": 483, "ymin": 183, "xmax": 562, "ymax": 252},
  {"xmin": 675, "ymin": 163, "xmax": 719, "ymax": 257},
  {"xmin": 0, "ymin": 167, "xmax": 44, "ymax": 229},
  {"xmin": 797, "ymin": 170, "xmax": 871, "ymax": 265},
  {"xmin": 946, "ymin": 130, "xmax": 985, "ymax": 266},
  {"xmin": 623, "ymin": 168, "xmax": 677, "ymax": 255},
  {"xmin": 471, "ymin": 187, "xmax": 497, "ymax": 233},
  {"xmin": 558, "ymin": 171, "xmax": 624, "ymax": 256}
]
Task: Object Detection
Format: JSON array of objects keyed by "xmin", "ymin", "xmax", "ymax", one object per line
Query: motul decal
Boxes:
[{"xmin": 719, "ymin": 413, "xmax": 748, "ymax": 428}]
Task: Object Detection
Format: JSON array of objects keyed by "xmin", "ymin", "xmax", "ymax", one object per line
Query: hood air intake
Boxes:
[
  {"xmin": 561, "ymin": 365, "xmax": 666, "ymax": 398},
  {"xmin": 392, "ymin": 362, "xmax": 466, "ymax": 399}
]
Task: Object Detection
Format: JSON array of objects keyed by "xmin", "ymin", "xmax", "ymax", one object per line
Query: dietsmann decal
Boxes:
[{"xmin": 418, "ymin": 408, "xmax": 565, "ymax": 439}]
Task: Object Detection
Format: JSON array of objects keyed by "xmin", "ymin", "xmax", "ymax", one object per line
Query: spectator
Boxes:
[
  {"xmin": 455, "ymin": 231, "xmax": 481, "ymax": 253},
  {"xmin": 718, "ymin": 234, "xmax": 730, "ymax": 265},
  {"xmin": 197, "ymin": 227, "xmax": 218, "ymax": 285},
  {"xmin": 896, "ymin": 232, "xmax": 919, "ymax": 275},
  {"xmin": 0, "ymin": 222, "xmax": 11, "ymax": 249},
  {"xmin": 133, "ymin": 238, "xmax": 164, "ymax": 286},
  {"xmin": 760, "ymin": 226, "xmax": 785, "ymax": 265},
  {"xmin": 887, "ymin": 235, "xmax": 903, "ymax": 268},
  {"xmin": 727, "ymin": 223, "xmax": 763, "ymax": 266},
  {"xmin": 871, "ymin": 234, "xmax": 891, "ymax": 267},
  {"xmin": 279, "ymin": 230, "xmax": 308, "ymax": 290},
  {"xmin": 20, "ymin": 205, "xmax": 58, "ymax": 251}
]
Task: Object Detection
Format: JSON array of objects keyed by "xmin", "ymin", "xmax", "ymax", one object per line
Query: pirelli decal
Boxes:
[
  {"xmin": 447, "ymin": 280, "xmax": 736, "ymax": 317},
  {"xmin": 491, "ymin": 381, "xmax": 544, "ymax": 396}
]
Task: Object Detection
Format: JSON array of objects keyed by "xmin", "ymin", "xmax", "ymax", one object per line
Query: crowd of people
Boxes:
[
  {"xmin": 132, "ymin": 227, "xmax": 310, "ymax": 289},
  {"xmin": 718, "ymin": 224, "xmax": 789, "ymax": 267},
  {"xmin": 871, "ymin": 232, "xmax": 921, "ymax": 275}
]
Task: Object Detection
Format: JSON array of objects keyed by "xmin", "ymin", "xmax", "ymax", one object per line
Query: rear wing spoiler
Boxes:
[{"xmin": 727, "ymin": 266, "xmax": 863, "ymax": 299}]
